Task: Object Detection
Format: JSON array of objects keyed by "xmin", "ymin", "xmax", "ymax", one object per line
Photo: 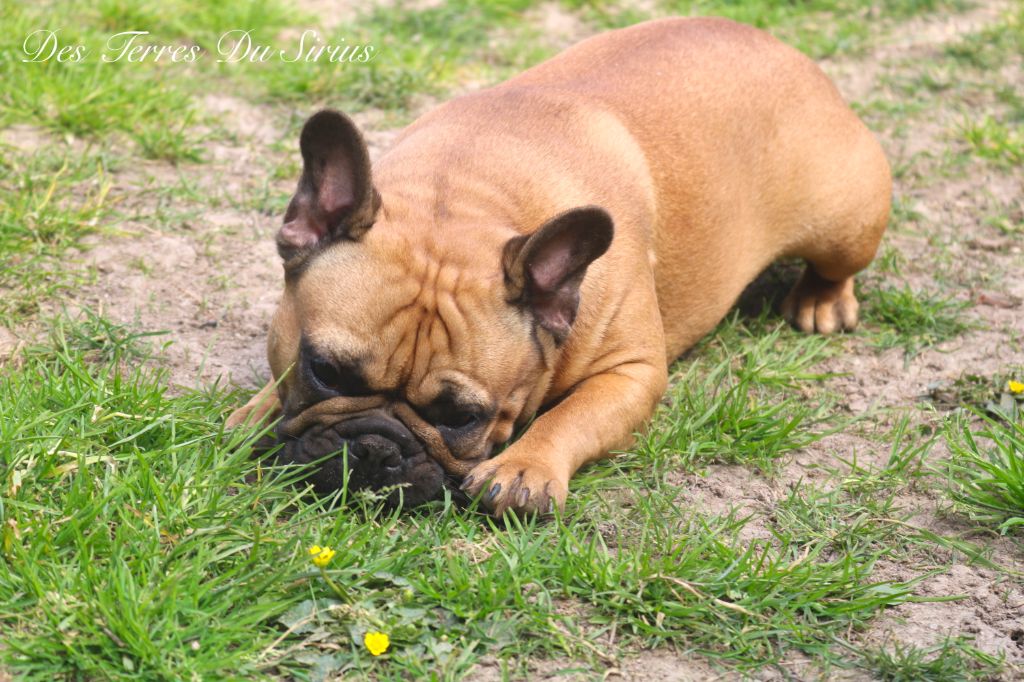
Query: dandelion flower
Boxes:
[
  {"xmin": 364, "ymin": 631, "xmax": 390, "ymax": 656},
  {"xmin": 308, "ymin": 545, "xmax": 336, "ymax": 568},
  {"xmin": 1008, "ymin": 380, "xmax": 1024, "ymax": 395}
]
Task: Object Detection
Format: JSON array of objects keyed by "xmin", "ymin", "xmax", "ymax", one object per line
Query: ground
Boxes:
[{"xmin": 0, "ymin": 0, "xmax": 1022, "ymax": 680}]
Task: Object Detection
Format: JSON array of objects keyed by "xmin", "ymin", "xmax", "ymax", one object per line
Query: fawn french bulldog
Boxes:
[{"xmin": 228, "ymin": 17, "xmax": 890, "ymax": 516}]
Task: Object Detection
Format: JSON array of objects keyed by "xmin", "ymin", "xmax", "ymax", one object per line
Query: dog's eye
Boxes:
[
  {"xmin": 424, "ymin": 401, "xmax": 483, "ymax": 431},
  {"xmin": 437, "ymin": 410, "xmax": 480, "ymax": 430},
  {"xmin": 310, "ymin": 357, "xmax": 342, "ymax": 389},
  {"xmin": 308, "ymin": 356, "xmax": 371, "ymax": 396}
]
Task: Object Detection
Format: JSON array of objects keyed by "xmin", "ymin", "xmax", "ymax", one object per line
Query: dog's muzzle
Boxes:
[{"xmin": 270, "ymin": 398, "xmax": 469, "ymax": 507}]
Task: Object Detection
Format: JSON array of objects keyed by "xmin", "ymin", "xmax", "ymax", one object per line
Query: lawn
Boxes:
[{"xmin": 1, "ymin": 0, "xmax": 1022, "ymax": 679}]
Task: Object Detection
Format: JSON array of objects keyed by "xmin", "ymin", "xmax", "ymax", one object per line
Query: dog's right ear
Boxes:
[
  {"xmin": 503, "ymin": 206, "xmax": 614, "ymax": 343},
  {"xmin": 277, "ymin": 109, "xmax": 380, "ymax": 266}
]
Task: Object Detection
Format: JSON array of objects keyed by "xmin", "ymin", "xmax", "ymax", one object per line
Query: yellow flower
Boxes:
[
  {"xmin": 1008, "ymin": 380, "xmax": 1024, "ymax": 395},
  {"xmin": 308, "ymin": 545, "xmax": 336, "ymax": 568},
  {"xmin": 364, "ymin": 631, "xmax": 390, "ymax": 656}
]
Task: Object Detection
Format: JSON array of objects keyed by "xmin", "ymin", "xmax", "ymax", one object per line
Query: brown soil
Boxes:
[{"xmin": 61, "ymin": 100, "xmax": 400, "ymax": 391}]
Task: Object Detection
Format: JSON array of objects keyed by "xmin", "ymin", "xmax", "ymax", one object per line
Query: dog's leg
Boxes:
[
  {"xmin": 226, "ymin": 380, "xmax": 282, "ymax": 428},
  {"xmin": 780, "ymin": 211, "xmax": 886, "ymax": 334},
  {"xmin": 780, "ymin": 202, "xmax": 891, "ymax": 334},
  {"xmin": 462, "ymin": 359, "xmax": 667, "ymax": 517},
  {"xmin": 780, "ymin": 268, "xmax": 860, "ymax": 335},
  {"xmin": 780, "ymin": 132, "xmax": 892, "ymax": 335}
]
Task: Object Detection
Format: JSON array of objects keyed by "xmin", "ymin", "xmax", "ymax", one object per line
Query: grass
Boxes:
[
  {"xmin": 984, "ymin": 199, "xmax": 1024, "ymax": 237},
  {"xmin": 839, "ymin": 416, "xmax": 937, "ymax": 496},
  {"xmin": 944, "ymin": 5, "xmax": 1024, "ymax": 70},
  {"xmin": 1, "ymin": 4, "xmax": 197, "ymax": 161},
  {"xmin": 925, "ymin": 370, "xmax": 1024, "ymax": 415},
  {"xmin": 0, "ymin": 0, "xmax": 308, "ymax": 158},
  {"xmin": 861, "ymin": 283, "xmax": 972, "ymax": 357},
  {"xmin": 236, "ymin": 0, "xmax": 974, "ymax": 111},
  {"xmin": 961, "ymin": 116, "xmax": 1024, "ymax": 168},
  {"xmin": 0, "ymin": 0, "xmax": 298, "ymax": 324},
  {"xmin": 242, "ymin": 0, "xmax": 554, "ymax": 114},
  {"xmin": 634, "ymin": 314, "xmax": 839, "ymax": 474},
  {"xmin": 0, "ymin": 319, "xmax": 295, "ymax": 678},
  {"xmin": 565, "ymin": 0, "xmax": 970, "ymax": 57},
  {"xmin": 0, "ymin": 148, "xmax": 112, "ymax": 323},
  {"xmin": 0, "ymin": 312, "xmax": 984, "ymax": 680},
  {"xmin": 939, "ymin": 6, "xmax": 1024, "ymax": 168},
  {"xmin": 851, "ymin": 5, "xmax": 1023, "ymax": 182},
  {"xmin": 944, "ymin": 411, "xmax": 1024, "ymax": 534},
  {"xmin": 854, "ymin": 635, "xmax": 1005, "ymax": 681}
]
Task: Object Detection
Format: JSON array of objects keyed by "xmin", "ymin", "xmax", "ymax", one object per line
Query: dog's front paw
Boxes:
[
  {"xmin": 781, "ymin": 269, "xmax": 859, "ymax": 334},
  {"xmin": 461, "ymin": 454, "xmax": 568, "ymax": 517}
]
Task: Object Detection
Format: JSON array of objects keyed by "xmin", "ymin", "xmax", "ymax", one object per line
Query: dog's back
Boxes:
[
  {"xmin": 506, "ymin": 17, "xmax": 890, "ymax": 355},
  {"xmin": 383, "ymin": 18, "xmax": 890, "ymax": 359}
]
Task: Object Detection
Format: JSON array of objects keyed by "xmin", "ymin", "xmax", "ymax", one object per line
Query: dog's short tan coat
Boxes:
[{"xmin": 229, "ymin": 18, "xmax": 890, "ymax": 516}]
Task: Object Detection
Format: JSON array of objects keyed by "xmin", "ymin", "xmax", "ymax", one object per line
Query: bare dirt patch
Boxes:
[
  {"xmin": 73, "ymin": 221, "xmax": 280, "ymax": 390},
  {"xmin": 525, "ymin": 3, "xmax": 593, "ymax": 50},
  {"xmin": 64, "ymin": 95, "xmax": 401, "ymax": 391},
  {"xmin": 68, "ymin": 146, "xmax": 286, "ymax": 390},
  {"xmin": 0, "ymin": 124, "xmax": 56, "ymax": 153},
  {"xmin": 820, "ymin": 0, "xmax": 1015, "ymax": 103}
]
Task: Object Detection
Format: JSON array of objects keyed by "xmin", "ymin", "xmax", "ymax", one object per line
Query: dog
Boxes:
[{"xmin": 227, "ymin": 17, "xmax": 890, "ymax": 516}]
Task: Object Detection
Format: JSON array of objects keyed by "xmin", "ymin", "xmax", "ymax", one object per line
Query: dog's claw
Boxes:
[
  {"xmin": 459, "ymin": 474, "xmax": 475, "ymax": 492},
  {"xmin": 465, "ymin": 456, "xmax": 568, "ymax": 517},
  {"xmin": 518, "ymin": 488, "xmax": 530, "ymax": 507}
]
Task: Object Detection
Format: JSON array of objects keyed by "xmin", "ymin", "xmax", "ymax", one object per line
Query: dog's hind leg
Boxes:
[
  {"xmin": 780, "ymin": 135, "xmax": 892, "ymax": 335},
  {"xmin": 780, "ymin": 268, "xmax": 861, "ymax": 334}
]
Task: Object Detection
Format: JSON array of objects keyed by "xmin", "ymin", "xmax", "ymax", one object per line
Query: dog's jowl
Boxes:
[{"xmin": 228, "ymin": 17, "xmax": 891, "ymax": 516}]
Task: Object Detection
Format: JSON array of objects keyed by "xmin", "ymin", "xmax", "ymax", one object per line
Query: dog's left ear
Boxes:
[
  {"xmin": 503, "ymin": 206, "xmax": 614, "ymax": 343},
  {"xmin": 277, "ymin": 109, "xmax": 380, "ymax": 264}
]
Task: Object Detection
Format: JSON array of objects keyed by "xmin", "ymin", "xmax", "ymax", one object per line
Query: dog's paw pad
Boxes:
[
  {"xmin": 462, "ymin": 457, "xmax": 567, "ymax": 517},
  {"xmin": 781, "ymin": 271, "xmax": 858, "ymax": 334}
]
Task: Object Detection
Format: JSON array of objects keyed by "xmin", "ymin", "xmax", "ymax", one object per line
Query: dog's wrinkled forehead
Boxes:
[{"xmin": 292, "ymin": 236, "xmax": 531, "ymax": 403}]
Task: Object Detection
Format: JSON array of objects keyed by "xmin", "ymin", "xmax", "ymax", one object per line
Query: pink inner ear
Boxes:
[
  {"xmin": 279, "ymin": 219, "xmax": 324, "ymax": 249},
  {"xmin": 318, "ymin": 164, "xmax": 355, "ymax": 217},
  {"xmin": 530, "ymin": 250, "xmax": 572, "ymax": 290}
]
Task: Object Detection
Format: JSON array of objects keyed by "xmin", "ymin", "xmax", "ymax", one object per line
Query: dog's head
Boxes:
[{"xmin": 263, "ymin": 110, "xmax": 612, "ymax": 506}]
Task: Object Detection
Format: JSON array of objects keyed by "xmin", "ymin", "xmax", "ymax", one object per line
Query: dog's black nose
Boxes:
[{"xmin": 351, "ymin": 433, "xmax": 403, "ymax": 470}]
